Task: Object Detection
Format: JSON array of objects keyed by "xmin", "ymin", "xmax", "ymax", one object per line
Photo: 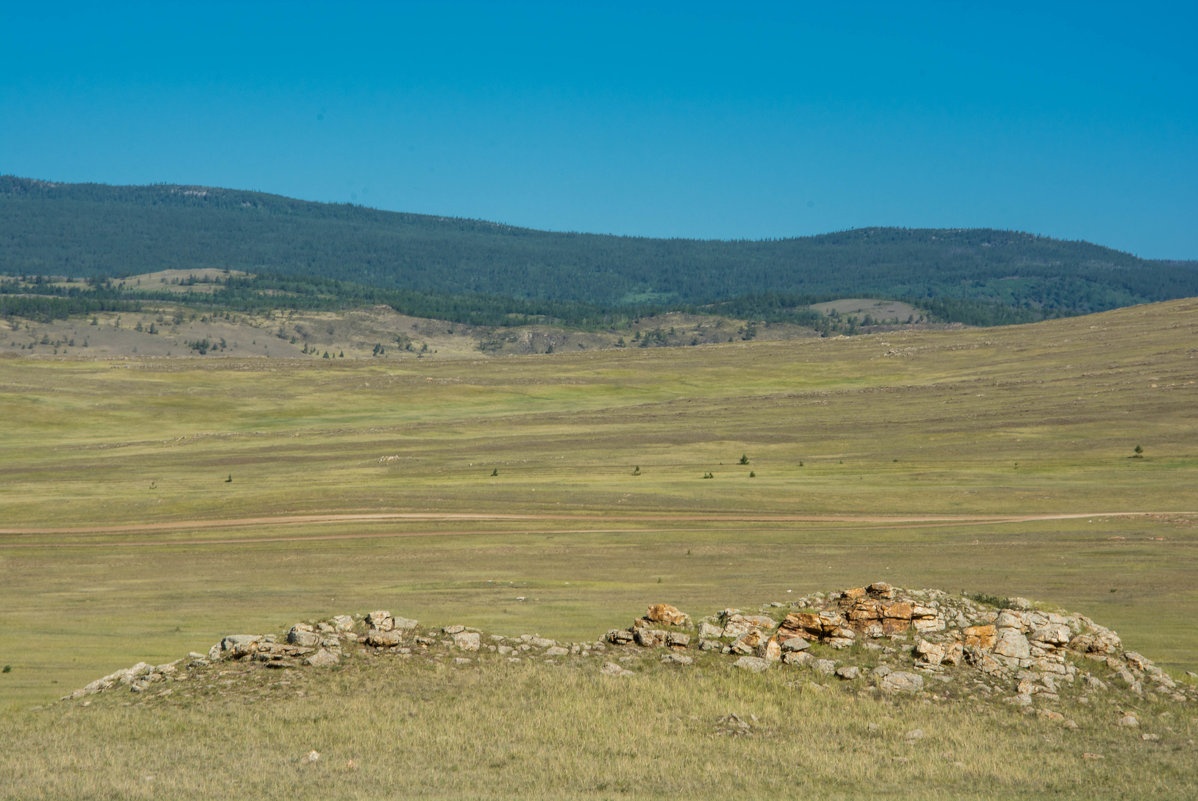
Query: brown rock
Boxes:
[
  {"xmin": 963, "ymin": 624, "xmax": 997, "ymax": 650},
  {"xmin": 842, "ymin": 587, "xmax": 867, "ymax": 601},
  {"xmin": 645, "ymin": 604, "xmax": 691, "ymax": 627},
  {"xmin": 881, "ymin": 601, "xmax": 913, "ymax": 620},
  {"xmin": 867, "ymin": 582, "xmax": 896, "ymax": 599}
]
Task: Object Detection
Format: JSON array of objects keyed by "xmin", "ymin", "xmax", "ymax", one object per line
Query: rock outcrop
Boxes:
[{"xmin": 69, "ymin": 587, "xmax": 1196, "ymax": 717}]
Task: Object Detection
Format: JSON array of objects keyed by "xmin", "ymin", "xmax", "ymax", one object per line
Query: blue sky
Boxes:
[{"xmin": 3, "ymin": 2, "xmax": 1196, "ymax": 258}]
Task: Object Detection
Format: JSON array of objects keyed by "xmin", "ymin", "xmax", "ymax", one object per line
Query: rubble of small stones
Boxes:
[{"xmin": 68, "ymin": 585, "xmax": 1197, "ymax": 719}]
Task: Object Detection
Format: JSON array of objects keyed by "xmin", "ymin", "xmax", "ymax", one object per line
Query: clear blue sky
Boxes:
[{"xmin": 3, "ymin": 2, "xmax": 1196, "ymax": 258}]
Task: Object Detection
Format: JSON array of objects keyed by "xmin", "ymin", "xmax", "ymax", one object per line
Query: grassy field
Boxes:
[{"xmin": 1, "ymin": 299, "xmax": 1196, "ymax": 797}]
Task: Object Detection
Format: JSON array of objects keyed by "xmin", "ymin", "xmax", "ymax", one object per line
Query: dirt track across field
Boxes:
[{"xmin": 0, "ymin": 510, "xmax": 1191, "ymax": 548}]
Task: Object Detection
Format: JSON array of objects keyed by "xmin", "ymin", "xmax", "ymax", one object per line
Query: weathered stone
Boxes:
[
  {"xmin": 529, "ymin": 636, "xmax": 556, "ymax": 649},
  {"xmin": 835, "ymin": 665, "xmax": 861, "ymax": 680},
  {"xmin": 868, "ymin": 581, "xmax": 896, "ymax": 599},
  {"xmin": 606, "ymin": 629, "xmax": 634, "ymax": 645},
  {"xmin": 442, "ymin": 625, "xmax": 465, "ymax": 635},
  {"xmin": 453, "ymin": 631, "xmax": 481, "ymax": 651},
  {"xmin": 780, "ymin": 637, "xmax": 810, "ymax": 652},
  {"xmin": 305, "ymin": 649, "xmax": 340, "ymax": 667},
  {"xmin": 391, "ymin": 617, "xmax": 419, "ymax": 632},
  {"xmin": 220, "ymin": 635, "xmax": 261, "ymax": 658},
  {"xmin": 634, "ymin": 629, "xmax": 666, "ymax": 648},
  {"xmin": 697, "ymin": 621, "xmax": 724, "ymax": 640},
  {"xmin": 287, "ymin": 624, "xmax": 321, "ymax": 648},
  {"xmin": 645, "ymin": 604, "xmax": 691, "ymax": 627},
  {"xmin": 879, "ymin": 671, "xmax": 924, "ymax": 694},
  {"xmin": 329, "ymin": 615, "xmax": 354, "ymax": 632},
  {"xmin": 782, "ymin": 651, "xmax": 814, "ymax": 667},
  {"xmin": 913, "ymin": 639, "xmax": 947, "ymax": 667},
  {"xmin": 757, "ymin": 637, "xmax": 781, "ymax": 663},
  {"xmin": 842, "ymin": 587, "xmax": 867, "ymax": 601},
  {"xmin": 1031, "ymin": 623, "xmax": 1072, "ymax": 648},
  {"xmin": 994, "ymin": 628, "xmax": 1031, "ymax": 661},
  {"xmin": 365, "ymin": 610, "xmax": 393, "ymax": 631},
  {"xmin": 1124, "ymin": 651, "xmax": 1150, "ymax": 671},
  {"xmin": 881, "ymin": 601, "xmax": 913, "ymax": 620},
  {"xmin": 698, "ymin": 639, "xmax": 722, "ymax": 651},
  {"xmin": 734, "ymin": 656, "xmax": 771, "ymax": 673},
  {"xmin": 1117, "ymin": 714, "xmax": 1140, "ymax": 728},
  {"xmin": 721, "ymin": 614, "xmax": 775, "ymax": 638},
  {"xmin": 995, "ymin": 609, "xmax": 1024, "ymax": 630},
  {"xmin": 545, "ymin": 645, "xmax": 569, "ymax": 657},
  {"xmin": 662, "ymin": 653, "xmax": 693, "ymax": 666},
  {"xmin": 366, "ymin": 628, "xmax": 402, "ymax": 647},
  {"xmin": 1069, "ymin": 629, "xmax": 1120, "ymax": 656},
  {"xmin": 666, "ymin": 632, "xmax": 691, "ymax": 649},
  {"xmin": 963, "ymin": 624, "xmax": 997, "ymax": 650},
  {"xmin": 813, "ymin": 658, "xmax": 837, "ymax": 676},
  {"xmin": 730, "ymin": 629, "xmax": 765, "ymax": 655}
]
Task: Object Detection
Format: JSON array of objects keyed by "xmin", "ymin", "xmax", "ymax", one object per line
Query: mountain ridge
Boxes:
[{"xmin": 3, "ymin": 175, "xmax": 1196, "ymax": 316}]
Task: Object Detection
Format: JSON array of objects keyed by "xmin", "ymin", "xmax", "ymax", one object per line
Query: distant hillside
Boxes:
[{"xmin": 3, "ymin": 175, "xmax": 1196, "ymax": 317}]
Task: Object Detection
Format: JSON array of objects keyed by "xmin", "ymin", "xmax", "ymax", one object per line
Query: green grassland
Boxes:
[{"xmin": 1, "ymin": 299, "xmax": 1197, "ymax": 797}]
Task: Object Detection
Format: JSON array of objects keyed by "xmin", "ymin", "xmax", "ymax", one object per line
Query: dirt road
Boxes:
[{"xmin": 0, "ymin": 510, "xmax": 1190, "ymax": 548}]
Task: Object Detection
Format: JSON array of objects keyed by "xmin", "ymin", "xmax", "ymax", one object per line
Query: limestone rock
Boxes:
[
  {"xmin": 304, "ymin": 649, "xmax": 340, "ymax": 668},
  {"xmin": 365, "ymin": 610, "xmax": 393, "ymax": 631},
  {"xmin": 329, "ymin": 615, "xmax": 354, "ymax": 632},
  {"xmin": 662, "ymin": 653, "xmax": 693, "ymax": 666},
  {"xmin": 666, "ymin": 632, "xmax": 691, "ymax": 649},
  {"xmin": 994, "ymin": 628, "xmax": 1031, "ymax": 661},
  {"xmin": 645, "ymin": 604, "xmax": 691, "ymax": 627},
  {"xmin": 963, "ymin": 624, "xmax": 997, "ymax": 650},
  {"xmin": 366, "ymin": 628, "xmax": 402, "ymax": 647},
  {"xmin": 634, "ymin": 629, "xmax": 667, "ymax": 648},
  {"xmin": 721, "ymin": 613, "xmax": 776, "ymax": 639},
  {"xmin": 734, "ymin": 656, "xmax": 771, "ymax": 673},
  {"xmin": 880, "ymin": 671, "xmax": 924, "ymax": 694},
  {"xmin": 835, "ymin": 665, "xmax": 861, "ymax": 680},
  {"xmin": 287, "ymin": 624, "xmax": 321, "ymax": 648},
  {"xmin": 453, "ymin": 631, "xmax": 481, "ymax": 652}
]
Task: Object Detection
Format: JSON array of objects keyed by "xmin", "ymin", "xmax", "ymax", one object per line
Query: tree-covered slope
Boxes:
[{"xmin": 3, "ymin": 175, "xmax": 1195, "ymax": 315}]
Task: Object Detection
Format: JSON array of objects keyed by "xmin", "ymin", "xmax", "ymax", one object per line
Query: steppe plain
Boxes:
[{"xmin": 1, "ymin": 298, "xmax": 1196, "ymax": 799}]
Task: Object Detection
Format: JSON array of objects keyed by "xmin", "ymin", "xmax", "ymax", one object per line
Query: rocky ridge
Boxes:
[{"xmin": 69, "ymin": 584, "xmax": 1196, "ymax": 725}]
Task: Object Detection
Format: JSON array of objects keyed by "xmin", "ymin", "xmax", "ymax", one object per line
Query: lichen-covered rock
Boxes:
[
  {"xmin": 645, "ymin": 604, "xmax": 691, "ymax": 627},
  {"xmin": 453, "ymin": 631, "xmax": 481, "ymax": 651},
  {"xmin": 734, "ymin": 656, "xmax": 771, "ymax": 673},
  {"xmin": 880, "ymin": 671, "xmax": 925, "ymax": 694}
]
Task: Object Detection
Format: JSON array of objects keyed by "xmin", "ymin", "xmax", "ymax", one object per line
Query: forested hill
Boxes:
[{"xmin": 3, "ymin": 175, "xmax": 1196, "ymax": 316}]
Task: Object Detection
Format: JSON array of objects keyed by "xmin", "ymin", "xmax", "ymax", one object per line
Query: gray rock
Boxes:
[
  {"xmin": 1118, "ymin": 714, "xmax": 1140, "ymax": 728},
  {"xmin": 634, "ymin": 629, "xmax": 666, "ymax": 648},
  {"xmin": 879, "ymin": 671, "xmax": 924, "ymax": 694},
  {"xmin": 453, "ymin": 631, "xmax": 481, "ymax": 652},
  {"xmin": 287, "ymin": 625, "xmax": 321, "ymax": 648},
  {"xmin": 662, "ymin": 653, "xmax": 693, "ymax": 666},
  {"xmin": 835, "ymin": 665, "xmax": 861, "ymax": 680},
  {"xmin": 812, "ymin": 659, "xmax": 837, "ymax": 676},
  {"xmin": 600, "ymin": 662, "xmax": 632, "ymax": 677},
  {"xmin": 994, "ymin": 628, "xmax": 1031, "ymax": 661},
  {"xmin": 545, "ymin": 645, "xmax": 569, "ymax": 657},
  {"xmin": 780, "ymin": 637, "xmax": 811, "ymax": 652},
  {"xmin": 329, "ymin": 615, "xmax": 354, "ymax": 632},
  {"xmin": 366, "ymin": 628, "xmax": 402, "ymax": 647},
  {"xmin": 734, "ymin": 656, "xmax": 771, "ymax": 673},
  {"xmin": 304, "ymin": 649, "xmax": 340, "ymax": 667}
]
